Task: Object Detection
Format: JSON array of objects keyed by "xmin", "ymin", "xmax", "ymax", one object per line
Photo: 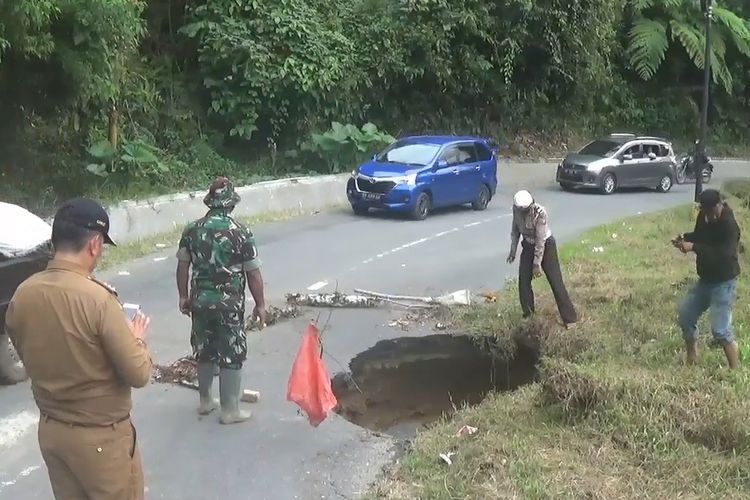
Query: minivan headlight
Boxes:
[{"xmin": 395, "ymin": 173, "xmax": 417, "ymax": 186}]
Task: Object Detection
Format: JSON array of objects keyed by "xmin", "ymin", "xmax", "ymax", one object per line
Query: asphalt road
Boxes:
[{"xmin": 1, "ymin": 161, "xmax": 748, "ymax": 499}]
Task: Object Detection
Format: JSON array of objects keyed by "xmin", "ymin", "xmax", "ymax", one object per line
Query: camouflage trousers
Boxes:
[{"xmin": 190, "ymin": 309, "xmax": 247, "ymax": 369}]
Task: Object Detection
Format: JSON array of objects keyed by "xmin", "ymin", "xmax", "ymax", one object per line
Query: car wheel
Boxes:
[
  {"xmin": 600, "ymin": 173, "xmax": 617, "ymax": 195},
  {"xmin": 0, "ymin": 333, "xmax": 27, "ymax": 384},
  {"xmin": 411, "ymin": 192, "xmax": 431, "ymax": 220},
  {"xmin": 351, "ymin": 204, "xmax": 369, "ymax": 216},
  {"xmin": 471, "ymin": 185, "xmax": 491, "ymax": 211},
  {"xmin": 701, "ymin": 168, "xmax": 712, "ymax": 184},
  {"xmin": 657, "ymin": 174, "xmax": 673, "ymax": 193}
]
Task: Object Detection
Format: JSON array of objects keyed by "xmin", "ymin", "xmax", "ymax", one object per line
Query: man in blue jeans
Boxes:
[{"xmin": 674, "ymin": 189, "xmax": 741, "ymax": 369}]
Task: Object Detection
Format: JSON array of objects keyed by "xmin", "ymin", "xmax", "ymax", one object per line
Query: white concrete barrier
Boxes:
[{"xmin": 106, "ymin": 174, "xmax": 350, "ymax": 244}]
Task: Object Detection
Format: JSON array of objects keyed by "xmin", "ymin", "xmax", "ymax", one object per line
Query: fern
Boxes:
[
  {"xmin": 671, "ymin": 20, "xmax": 734, "ymax": 93},
  {"xmin": 711, "ymin": 28, "xmax": 727, "ymax": 60},
  {"xmin": 709, "ymin": 42, "xmax": 733, "ymax": 93},
  {"xmin": 629, "ymin": 0, "xmax": 655, "ymax": 10},
  {"xmin": 627, "ymin": 18, "xmax": 669, "ymax": 79},
  {"xmin": 670, "ymin": 20, "xmax": 705, "ymax": 68},
  {"xmin": 629, "ymin": 0, "xmax": 682, "ymax": 11},
  {"xmin": 626, "ymin": 1, "xmax": 749, "ymax": 94},
  {"xmin": 713, "ymin": 7, "xmax": 750, "ymax": 58}
]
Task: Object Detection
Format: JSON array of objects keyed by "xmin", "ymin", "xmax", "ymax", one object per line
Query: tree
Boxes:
[
  {"xmin": 181, "ymin": 0, "xmax": 357, "ymax": 142},
  {"xmin": 626, "ymin": 0, "xmax": 750, "ymax": 92}
]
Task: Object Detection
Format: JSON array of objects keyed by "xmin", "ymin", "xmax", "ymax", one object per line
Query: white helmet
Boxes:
[{"xmin": 513, "ymin": 190, "xmax": 533, "ymax": 209}]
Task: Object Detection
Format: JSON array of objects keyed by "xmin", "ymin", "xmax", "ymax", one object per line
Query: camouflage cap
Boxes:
[{"xmin": 203, "ymin": 177, "xmax": 240, "ymax": 209}]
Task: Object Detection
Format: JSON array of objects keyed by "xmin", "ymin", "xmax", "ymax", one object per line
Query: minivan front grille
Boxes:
[
  {"xmin": 560, "ymin": 171, "xmax": 584, "ymax": 181},
  {"xmin": 356, "ymin": 177, "xmax": 396, "ymax": 194},
  {"xmin": 563, "ymin": 163, "xmax": 587, "ymax": 170}
]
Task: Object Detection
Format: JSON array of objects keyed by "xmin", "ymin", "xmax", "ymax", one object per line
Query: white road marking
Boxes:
[
  {"xmin": 307, "ymin": 281, "xmax": 328, "ymax": 291},
  {"xmin": 153, "ymin": 257, "xmax": 168, "ymax": 262},
  {"xmin": 0, "ymin": 411, "xmax": 37, "ymax": 449},
  {"xmin": 358, "ymin": 213, "xmax": 511, "ymax": 265},
  {"xmin": 117, "ymin": 270, "xmax": 131, "ymax": 276},
  {"xmin": 434, "ymin": 230, "xmax": 458, "ymax": 237},
  {"xmin": 0, "ymin": 465, "xmax": 41, "ymax": 489}
]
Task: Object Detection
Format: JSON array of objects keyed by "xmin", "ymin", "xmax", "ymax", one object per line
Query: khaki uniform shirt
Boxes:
[
  {"xmin": 510, "ymin": 203, "xmax": 552, "ymax": 268},
  {"xmin": 5, "ymin": 259, "xmax": 152, "ymax": 426}
]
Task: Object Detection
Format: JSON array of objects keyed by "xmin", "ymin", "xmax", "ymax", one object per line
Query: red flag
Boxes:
[{"xmin": 286, "ymin": 323, "xmax": 338, "ymax": 427}]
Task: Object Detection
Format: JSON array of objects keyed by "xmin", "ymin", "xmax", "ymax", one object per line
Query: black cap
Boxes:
[
  {"xmin": 698, "ymin": 189, "xmax": 721, "ymax": 209},
  {"xmin": 55, "ymin": 198, "xmax": 116, "ymax": 246}
]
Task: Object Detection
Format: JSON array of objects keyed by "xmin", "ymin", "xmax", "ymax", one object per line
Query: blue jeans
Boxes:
[{"xmin": 678, "ymin": 278, "xmax": 737, "ymax": 346}]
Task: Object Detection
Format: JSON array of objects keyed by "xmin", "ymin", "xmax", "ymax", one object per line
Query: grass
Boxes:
[
  {"xmin": 98, "ymin": 204, "xmax": 345, "ymax": 271},
  {"xmin": 371, "ymin": 182, "xmax": 750, "ymax": 499}
]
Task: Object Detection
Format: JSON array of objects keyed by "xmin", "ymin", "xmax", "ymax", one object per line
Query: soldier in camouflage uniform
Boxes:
[{"xmin": 175, "ymin": 177, "xmax": 266, "ymax": 424}]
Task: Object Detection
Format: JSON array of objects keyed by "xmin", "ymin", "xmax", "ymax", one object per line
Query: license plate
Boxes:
[{"xmin": 362, "ymin": 193, "xmax": 381, "ymax": 201}]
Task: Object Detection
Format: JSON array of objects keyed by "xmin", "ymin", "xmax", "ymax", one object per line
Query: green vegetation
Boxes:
[
  {"xmin": 1, "ymin": 1, "xmax": 749, "ymax": 214},
  {"xmin": 373, "ymin": 183, "xmax": 750, "ymax": 499}
]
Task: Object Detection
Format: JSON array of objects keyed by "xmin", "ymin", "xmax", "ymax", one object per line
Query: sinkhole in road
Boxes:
[{"xmin": 331, "ymin": 334, "xmax": 539, "ymax": 437}]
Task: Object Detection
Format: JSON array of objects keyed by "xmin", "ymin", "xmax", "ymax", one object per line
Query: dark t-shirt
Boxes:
[{"xmin": 683, "ymin": 204, "xmax": 741, "ymax": 283}]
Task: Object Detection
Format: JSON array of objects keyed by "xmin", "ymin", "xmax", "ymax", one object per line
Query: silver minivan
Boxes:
[{"xmin": 556, "ymin": 134, "xmax": 677, "ymax": 195}]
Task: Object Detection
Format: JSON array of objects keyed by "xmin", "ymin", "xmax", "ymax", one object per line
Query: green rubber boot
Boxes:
[
  {"xmin": 219, "ymin": 368, "xmax": 252, "ymax": 424},
  {"xmin": 197, "ymin": 362, "xmax": 219, "ymax": 415}
]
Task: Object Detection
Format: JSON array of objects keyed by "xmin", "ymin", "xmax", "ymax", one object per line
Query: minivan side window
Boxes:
[
  {"xmin": 440, "ymin": 144, "xmax": 478, "ymax": 166},
  {"xmin": 623, "ymin": 144, "xmax": 643, "ymax": 159},
  {"xmin": 643, "ymin": 144, "xmax": 659, "ymax": 157},
  {"xmin": 475, "ymin": 143, "xmax": 492, "ymax": 162}
]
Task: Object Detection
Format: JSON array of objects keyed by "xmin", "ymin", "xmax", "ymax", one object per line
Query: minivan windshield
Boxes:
[
  {"xmin": 376, "ymin": 141, "xmax": 441, "ymax": 166},
  {"xmin": 578, "ymin": 140, "xmax": 620, "ymax": 158}
]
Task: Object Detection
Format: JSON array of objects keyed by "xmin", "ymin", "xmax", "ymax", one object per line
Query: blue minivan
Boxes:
[{"xmin": 346, "ymin": 136, "xmax": 499, "ymax": 220}]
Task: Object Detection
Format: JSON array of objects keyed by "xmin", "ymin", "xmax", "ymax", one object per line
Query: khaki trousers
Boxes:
[{"xmin": 38, "ymin": 415, "xmax": 144, "ymax": 500}]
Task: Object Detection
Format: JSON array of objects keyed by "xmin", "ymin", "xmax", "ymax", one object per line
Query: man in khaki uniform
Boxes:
[{"xmin": 5, "ymin": 198, "xmax": 152, "ymax": 500}]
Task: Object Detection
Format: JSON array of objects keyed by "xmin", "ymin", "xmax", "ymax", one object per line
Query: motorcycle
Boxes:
[{"xmin": 674, "ymin": 144, "xmax": 713, "ymax": 185}]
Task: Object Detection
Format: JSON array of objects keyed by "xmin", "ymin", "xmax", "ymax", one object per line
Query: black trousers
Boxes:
[{"xmin": 519, "ymin": 236, "xmax": 577, "ymax": 324}]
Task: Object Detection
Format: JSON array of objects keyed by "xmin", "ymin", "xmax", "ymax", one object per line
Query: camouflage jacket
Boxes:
[{"xmin": 176, "ymin": 209, "xmax": 261, "ymax": 312}]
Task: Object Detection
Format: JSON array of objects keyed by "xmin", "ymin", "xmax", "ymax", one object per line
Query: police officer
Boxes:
[
  {"xmin": 507, "ymin": 190, "xmax": 577, "ymax": 328},
  {"xmin": 5, "ymin": 198, "xmax": 152, "ymax": 500},
  {"xmin": 176, "ymin": 177, "xmax": 266, "ymax": 424}
]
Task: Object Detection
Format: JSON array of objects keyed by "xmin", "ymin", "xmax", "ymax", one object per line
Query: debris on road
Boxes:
[
  {"xmin": 385, "ymin": 306, "xmax": 455, "ymax": 333},
  {"xmin": 439, "ymin": 451, "xmax": 456, "ymax": 465},
  {"xmin": 388, "ymin": 318, "xmax": 410, "ymax": 330},
  {"xmin": 456, "ymin": 425, "xmax": 478, "ymax": 437},
  {"xmin": 153, "ymin": 357, "xmax": 198, "ymax": 390},
  {"xmin": 285, "ymin": 288, "xmax": 473, "ymax": 310},
  {"xmin": 241, "ymin": 390, "xmax": 261, "ymax": 403},
  {"xmin": 286, "ymin": 292, "xmax": 380, "ymax": 308},
  {"xmin": 246, "ymin": 305, "xmax": 300, "ymax": 331},
  {"xmin": 355, "ymin": 288, "xmax": 472, "ymax": 306}
]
